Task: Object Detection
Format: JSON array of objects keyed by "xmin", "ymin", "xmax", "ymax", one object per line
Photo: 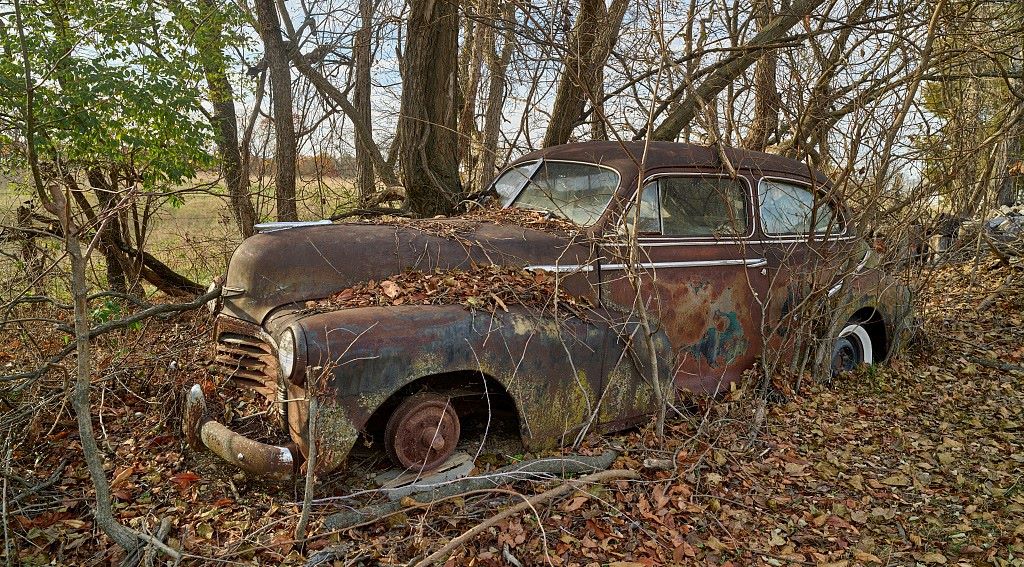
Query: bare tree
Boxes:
[
  {"xmin": 741, "ymin": 0, "xmax": 781, "ymax": 152},
  {"xmin": 194, "ymin": 0, "xmax": 258, "ymax": 238},
  {"xmin": 398, "ymin": 0, "xmax": 463, "ymax": 216},
  {"xmin": 542, "ymin": 0, "xmax": 629, "ymax": 147},
  {"xmin": 649, "ymin": 0, "xmax": 829, "ymax": 141},
  {"xmin": 353, "ymin": 0, "xmax": 376, "ymax": 203},
  {"xmin": 253, "ymin": 0, "xmax": 299, "ymax": 221},
  {"xmin": 477, "ymin": 3, "xmax": 515, "ymax": 188}
]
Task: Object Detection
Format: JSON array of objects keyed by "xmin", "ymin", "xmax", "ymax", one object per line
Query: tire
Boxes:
[
  {"xmin": 384, "ymin": 393, "xmax": 460, "ymax": 472},
  {"xmin": 830, "ymin": 321, "xmax": 874, "ymax": 378}
]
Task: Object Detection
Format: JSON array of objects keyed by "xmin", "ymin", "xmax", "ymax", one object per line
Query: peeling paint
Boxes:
[{"xmin": 691, "ymin": 309, "xmax": 749, "ymax": 367}]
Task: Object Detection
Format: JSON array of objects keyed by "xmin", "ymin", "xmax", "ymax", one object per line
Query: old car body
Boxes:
[{"xmin": 183, "ymin": 141, "xmax": 912, "ymax": 478}]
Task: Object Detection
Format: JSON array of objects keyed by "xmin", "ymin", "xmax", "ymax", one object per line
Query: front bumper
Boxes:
[{"xmin": 183, "ymin": 384, "xmax": 297, "ymax": 480}]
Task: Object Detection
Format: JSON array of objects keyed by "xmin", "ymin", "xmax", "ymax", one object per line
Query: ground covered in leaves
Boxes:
[{"xmin": 3, "ymin": 259, "xmax": 1023, "ymax": 566}]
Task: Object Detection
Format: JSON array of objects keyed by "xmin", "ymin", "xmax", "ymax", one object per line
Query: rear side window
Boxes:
[
  {"xmin": 625, "ymin": 176, "xmax": 749, "ymax": 237},
  {"xmin": 758, "ymin": 180, "xmax": 840, "ymax": 235}
]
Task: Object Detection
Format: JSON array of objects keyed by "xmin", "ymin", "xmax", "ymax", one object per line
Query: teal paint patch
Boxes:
[{"xmin": 691, "ymin": 309, "xmax": 749, "ymax": 367}]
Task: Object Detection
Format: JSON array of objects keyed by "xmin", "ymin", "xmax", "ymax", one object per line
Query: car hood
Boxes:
[{"xmin": 220, "ymin": 220, "xmax": 598, "ymax": 324}]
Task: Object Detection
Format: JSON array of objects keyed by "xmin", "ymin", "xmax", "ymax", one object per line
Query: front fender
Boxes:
[{"xmin": 295, "ymin": 303, "xmax": 668, "ymax": 455}]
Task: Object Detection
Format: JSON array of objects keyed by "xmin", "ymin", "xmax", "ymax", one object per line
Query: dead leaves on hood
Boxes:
[{"xmin": 314, "ymin": 264, "xmax": 592, "ymax": 314}]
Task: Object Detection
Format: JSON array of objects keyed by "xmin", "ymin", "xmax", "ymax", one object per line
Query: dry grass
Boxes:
[{"xmin": 0, "ymin": 173, "xmax": 358, "ymax": 294}]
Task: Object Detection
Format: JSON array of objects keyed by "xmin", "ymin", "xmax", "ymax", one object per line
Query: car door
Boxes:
[
  {"xmin": 755, "ymin": 177, "xmax": 858, "ymax": 360},
  {"xmin": 598, "ymin": 171, "xmax": 770, "ymax": 403}
]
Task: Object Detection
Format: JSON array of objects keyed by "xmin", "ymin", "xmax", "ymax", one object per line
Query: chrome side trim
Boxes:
[
  {"xmin": 254, "ymin": 220, "xmax": 333, "ymax": 233},
  {"xmin": 604, "ymin": 234, "xmax": 859, "ymax": 247},
  {"xmin": 602, "ymin": 258, "xmax": 768, "ymax": 271},
  {"xmin": 827, "ymin": 249, "xmax": 873, "ymax": 297},
  {"xmin": 525, "ymin": 263, "xmax": 596, "ymax": 273}
]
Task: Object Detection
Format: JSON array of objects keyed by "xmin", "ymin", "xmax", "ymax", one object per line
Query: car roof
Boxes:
[{"xmin": 513, "ymin": 141, "xmax": 831, "ymax": 186}]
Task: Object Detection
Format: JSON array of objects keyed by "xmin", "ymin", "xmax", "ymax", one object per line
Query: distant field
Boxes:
[{"xmin": 0, "ymin": 173, "xmax": 357, "ymax": 293}]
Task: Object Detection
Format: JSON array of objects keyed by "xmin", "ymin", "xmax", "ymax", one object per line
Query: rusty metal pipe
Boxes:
[{"xmin": 183, "ymin": 385, "xmax": 296, "ymax": 480}]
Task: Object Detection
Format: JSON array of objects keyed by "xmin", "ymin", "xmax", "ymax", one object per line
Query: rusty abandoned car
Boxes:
[{"xmin": 183, "ymin": 141, "xmax": 911, "ymax": 479}]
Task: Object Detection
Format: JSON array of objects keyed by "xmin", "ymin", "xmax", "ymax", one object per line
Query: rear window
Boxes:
[{"xmin": 758, "ymin": 180, "xmax": 841, "ymax": 235}]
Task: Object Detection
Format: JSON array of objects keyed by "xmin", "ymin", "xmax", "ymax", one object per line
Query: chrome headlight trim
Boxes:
[{"xmin": 277, "ymin": 328, "xmax": 296, "ymax": 379}]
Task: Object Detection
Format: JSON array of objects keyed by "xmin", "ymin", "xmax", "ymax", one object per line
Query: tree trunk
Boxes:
[
  {"xmin": 60, "ymin": 191, "xmax": 140, "ymax": 555},
  {"xmin": 742, "ymin": 0, "xmax": 780, "ymax": 152},
  {"xmin": 253, "ymin": 0, "xmax": 298, "ymax": 221},
  {"xmin": 650, "ymin": 0, "xmax": 828, "ymax": 142},
  {"xmin": 198, "ymin": 0, "xmax": 257, "ymax": 238},
  {"xmin": 353, "ymin": 0, "xmax": 376, "ymax": 205},
  {"xmin": 398, "ymin": 0, "xmax": 462, "ymax": 217},
  {"xmin": 458, "ymin": 4, "xmax": 486, "ymax": 191},
  {"xmin": 542, "ymin": 0, "xmax": 628, "ymax": 148},
  {"xmin": 86, "ymin": 169, "xmax": 130, "ymax": 294},
  {"xmin": 478, "ymin": 3, "xmax": 514, "ymax": 188}
]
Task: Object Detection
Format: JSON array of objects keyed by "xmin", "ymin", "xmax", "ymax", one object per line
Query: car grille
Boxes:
[{"xmin": 213, "ymin": 318, "xmax": 278, "ymax": 400}]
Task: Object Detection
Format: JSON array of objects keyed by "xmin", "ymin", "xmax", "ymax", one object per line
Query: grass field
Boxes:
[{"xmin": 0, "ymin": 173, "xmax": 357, "ymax": 294}]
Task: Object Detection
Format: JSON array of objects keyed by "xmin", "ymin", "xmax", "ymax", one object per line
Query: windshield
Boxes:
[{"xmin": 492, "ymin": 160, "xmax": 620, "ymax": 226}]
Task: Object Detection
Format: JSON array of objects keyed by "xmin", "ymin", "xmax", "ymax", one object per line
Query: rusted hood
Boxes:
[{"xmin": 220, "ymin": 220, "xmax": 597, "ymax": 324}]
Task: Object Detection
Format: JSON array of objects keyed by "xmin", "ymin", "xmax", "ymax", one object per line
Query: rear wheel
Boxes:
[
  {"xmin": 831, "ymin": 322, "xmax": 874, "ymax": 378},
  {"xmin": 384, "ymin": 393, "xmax": 460, "ymax": 472}
]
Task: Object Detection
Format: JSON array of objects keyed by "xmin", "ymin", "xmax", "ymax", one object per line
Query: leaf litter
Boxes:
[{"xmin": 2, "ymin": 258, "xmax": 1023, "ymax": 565}]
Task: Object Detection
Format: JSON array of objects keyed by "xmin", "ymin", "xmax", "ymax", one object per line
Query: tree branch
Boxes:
[
  {"xmin": 2, "ymin": 287, "xmax": 220, "ymax": 387},
  {"xmin": 412, "ymin": 468, "xmax": 639, "ymax": 566}
]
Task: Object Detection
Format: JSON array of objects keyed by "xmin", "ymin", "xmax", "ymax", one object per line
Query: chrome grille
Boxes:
[{"xmin": 213, "ymin": 324, "xmax": 278, "ymax": 400}]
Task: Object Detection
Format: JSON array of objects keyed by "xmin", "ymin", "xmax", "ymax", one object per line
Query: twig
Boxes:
[
  {"xmin": 978, "ymin": 274, "xmax": 1014, "ymax": 311},
  {"xmin": 329, "ymin": 206, "xmax": 411, "ymax": 221},
  {"xmin": 412, "ymin": 468, "xmax": 639, "ymax": 566},
  {"xmin": 132, "ymin": 529, "xmax": 181, "ymax": 562},
  {"xmin": 968, "ymin": 356, "xmax": 1024, "ymax": 374},
  {"xmin": 295, "ymin": 372, "xmax": 319, "ymax": 544},
  {"xmin": 2, "ymin": 438, "xmax": 12, "ymax": 567},
  {"xmin": 323, "ymin": 450, "xmax": 620, "ymax": 530},
  {"xmin": 2, "ymin": 290, "xmax": 151, "ymax": 313},
  {"xmin": 984, "ymin": 233, "xmax": 1012, "ymax": 266},
  {"xmin": 10, "ymin": 458, "xmax": 68, "ymax": 504},
  {"xmin": 2, "ymin": 287, "xmax": 220, "ymax": 386}
]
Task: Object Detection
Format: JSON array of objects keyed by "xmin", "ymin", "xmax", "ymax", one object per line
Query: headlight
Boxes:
[{"xmin": 277, "ymin": 328, "xmax": 296, "ymax": 379}]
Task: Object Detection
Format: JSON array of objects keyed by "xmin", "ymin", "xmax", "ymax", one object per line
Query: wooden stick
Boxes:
[
  {"xmin": 295, "ymin": 368, "xmax": 320, "ymax": 543},
  {"xmin": 412, "ymin": 468, "xmax": 639, "ymax": 567}
]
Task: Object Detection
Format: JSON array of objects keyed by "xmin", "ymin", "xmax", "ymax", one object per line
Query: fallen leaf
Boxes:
[
  {"xmin": 380, "ymin": 280, "xmax": 401, "ymax": 299},
  {"xmin": 110, "ymin": 466, "xmax": 136, "ymax": 490},
  {"xmin": 169, "ymin": 471, "xmax": 200, "ymax": 491},
  {"xmin": 853, "ymin": 550, "xmax": 882, "ymax": 564},
  {"xmin": 881, "ymin": 473, "xmax": 911, "ymax": 486},
  {"xmin": 913, "ymin": 552, "xmax": 947, "ymax": 564}
]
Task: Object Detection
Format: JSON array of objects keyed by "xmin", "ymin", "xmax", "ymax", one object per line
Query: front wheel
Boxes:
[
  {"xmin": 384, "ymin": 393, "xmax": 461, "ymax": 472},
  {"xmin": 830, "ymin": 322, "xmax": 874, "ymax": 378}
]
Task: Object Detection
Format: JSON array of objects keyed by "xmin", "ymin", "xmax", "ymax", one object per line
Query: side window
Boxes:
[
  {"xmin": 758, "ymin": 180, "xmax": 840, "ymax": 235},
  {"xmin": 624, "ymin": 176, "xmax": 749, "ymax": 237},
  {"xmin": 623, "ymin": 182, "xmax": 661, "ymax": 233}
]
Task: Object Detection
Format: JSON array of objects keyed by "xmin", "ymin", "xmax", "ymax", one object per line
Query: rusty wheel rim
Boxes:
[{"xmin": 385, "ymin": 394, "xmax": 460, "ymax": 472}]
